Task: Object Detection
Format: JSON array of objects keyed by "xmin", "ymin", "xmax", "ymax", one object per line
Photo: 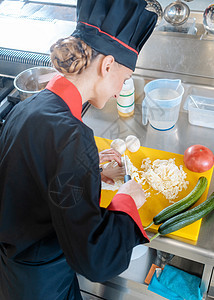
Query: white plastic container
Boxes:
[
  {"xmin": 183, "ymin": 95, "xmax": 214, "ymax": 129},
  {"xmin": 117, "ymin": 77, "xmax": 135, "ymax": 117}
]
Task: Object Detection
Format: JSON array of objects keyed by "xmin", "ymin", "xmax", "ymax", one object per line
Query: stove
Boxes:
[
  {"xmin": 0, "ymin": 77, "xmax": 14, "ymax": 99},
  {"xmin": 0, "ymin": 77, "xmax": 20, "ymax": 126},
  {"xmin": 0, "ymin": 76, "xmax": 91, "ymax": 126}
]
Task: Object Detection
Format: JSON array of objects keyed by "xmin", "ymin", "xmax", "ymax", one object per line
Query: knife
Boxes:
[{"xmin": 124, "ymin": 154, "xmax": 131, "ymax": 183}]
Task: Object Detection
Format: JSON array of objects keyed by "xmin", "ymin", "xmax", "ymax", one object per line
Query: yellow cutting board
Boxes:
[{"xmin": 95, "ymin": 136, "xmax": 213, "ymax": 242}]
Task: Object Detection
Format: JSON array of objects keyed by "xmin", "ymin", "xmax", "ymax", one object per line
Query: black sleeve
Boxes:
[{"xmin": 47, "ymin": 126, "xmax": 147, "ymax": 282}]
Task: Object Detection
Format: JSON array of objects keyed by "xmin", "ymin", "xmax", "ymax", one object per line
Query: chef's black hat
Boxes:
[{"xmin": 72, "ymin": 0, "xmax": 157, "ymax": 71}]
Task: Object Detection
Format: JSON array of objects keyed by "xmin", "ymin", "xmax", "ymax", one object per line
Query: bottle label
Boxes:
[
  {"xmin": 117, "ymin": 103, "xmax": 134, "ymax": 114},
  {"xmin": 119, "ymin": 91, "xmax": 135, "ymax": 97},
  {"xmin": 117, "ymin": 90, "xmax": 135, "ymax": 114}
]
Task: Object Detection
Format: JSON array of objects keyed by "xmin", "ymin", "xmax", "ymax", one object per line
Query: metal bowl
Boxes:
[
  {"xmin": 14, "ymin": 66, "xmax": 57, "ymax": 100},
  {"xmin": 203, "ymin": 4, "xmax": 214, "ymax": 34},
  {"xmin": 145, "ymin": 0, "xmax": 163, "ymax": 25},
  {"xmin": 164, "ymin": 1, "xmax": 190, "ymax": 26}
]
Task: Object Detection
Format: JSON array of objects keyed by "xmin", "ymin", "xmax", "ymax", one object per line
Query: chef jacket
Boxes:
[{"xmin": 0, "ymin": 75, "xmax": 149, "ymax": 300}]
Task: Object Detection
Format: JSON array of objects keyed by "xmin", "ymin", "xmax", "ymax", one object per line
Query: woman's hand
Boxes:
[
  {"xmin": 99, "ymin": 148, "xmax": 123, "ymax": 184},
  {"xmin": 101, "ymin": 161, "xmax": 125, "ymax": 185},
  {"xmin": 99, "ymin": 148, "xmax": 122, "ymax": 166},
  {"xmin": 116, "ymin": 180, "xmax": 146, "ymax": 209}
]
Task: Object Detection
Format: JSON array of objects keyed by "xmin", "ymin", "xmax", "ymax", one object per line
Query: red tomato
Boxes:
[{"xmin": 184, "ymin": 145, "xmax": 214, "ymax": 173}]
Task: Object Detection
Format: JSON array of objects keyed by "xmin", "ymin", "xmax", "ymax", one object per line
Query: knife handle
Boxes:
[{"xmin": 124, "ymin": 174, "xmax": 131, "ymax": 183}]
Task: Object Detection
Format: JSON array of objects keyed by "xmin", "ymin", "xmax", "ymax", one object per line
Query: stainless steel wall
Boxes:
[{"xmin": 135, "ymin": 12, "xmax": 214, "ymax": 87}]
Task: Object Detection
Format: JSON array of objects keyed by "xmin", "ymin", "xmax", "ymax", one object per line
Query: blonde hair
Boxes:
[{"xmin": 50, "ymin": 36, "xmax": 99, "ymax": 75}]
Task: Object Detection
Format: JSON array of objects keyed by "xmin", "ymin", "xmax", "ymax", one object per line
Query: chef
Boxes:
[{"xmin": 0, "ymin": 0, "xmax": 157, "ymax": 299}]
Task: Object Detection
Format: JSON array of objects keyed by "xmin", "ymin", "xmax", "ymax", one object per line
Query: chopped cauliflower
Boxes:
[
  {"xmin": 102, "ymin": 155, "xmax": 189, "ymax": 202},
  {"xmin": 140, "ymin": 158, "xmax": 189, "ymax": 201}
]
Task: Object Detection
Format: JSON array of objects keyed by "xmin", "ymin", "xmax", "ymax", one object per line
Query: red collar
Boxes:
[{"xmin": 46, "ymin": 74, "xmax": 82, "ymax": 122}]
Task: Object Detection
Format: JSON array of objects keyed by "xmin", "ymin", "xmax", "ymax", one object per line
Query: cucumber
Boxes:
[
  {"xmin": 150, "ymin": 192, "xmax": 214, "ymax": 241},
  {"xmin": 144, "ymin": 176, "xmax": 208, "ymax": 229}
]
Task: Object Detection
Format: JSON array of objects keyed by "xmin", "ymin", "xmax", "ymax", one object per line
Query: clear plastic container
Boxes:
[
  {"xmin": 183, "ymin": 94, "xmax": 214, "ymax": 129},
  {"xmin": 142, "ymin": 79, "xmax": 184, "ymax": 131}
]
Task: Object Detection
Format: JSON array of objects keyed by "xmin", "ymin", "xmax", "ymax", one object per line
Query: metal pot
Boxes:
[
  {"xmin": 145, "ymin": 0, "xmax": 163, "ymax": 26},
  {"xmin": 163, "ymin": 1, "xmax": 190, "ymax": 26},
  {"xmin": 14, "ymin": 66, "xmax": 57, "ymax": 100},
  {"xmin": 203, "ymin": 4, "xmax": 214, "ymax": 35}
]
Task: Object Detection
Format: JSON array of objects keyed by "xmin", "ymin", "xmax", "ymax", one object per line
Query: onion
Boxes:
[
  {"xmin": 111, "ymin": 138, "xmax": 126, "ymax": 155},
  {"xmin": 125, "ymin": 135, "xmax": 141, "ymax": 152}
]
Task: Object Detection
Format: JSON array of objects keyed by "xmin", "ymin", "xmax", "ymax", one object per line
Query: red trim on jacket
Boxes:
[
  {"xmin": 80, "ymin": 22, "xmax": 138, "ymax": 55},
  {"xmin": 46, "ymin": 75, "xmax": 83, "ymax": 122},
  {"xmin": 108, "ymin": 193, "xmax": 149, "ymax": 242}
]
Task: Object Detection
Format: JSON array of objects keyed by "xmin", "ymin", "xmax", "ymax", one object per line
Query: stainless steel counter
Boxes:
[{"xmin": 81, "ymin": 75, "xmax": 214, "ymax": 299}]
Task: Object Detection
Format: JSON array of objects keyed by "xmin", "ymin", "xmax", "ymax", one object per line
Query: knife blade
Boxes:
[{"xmin": 124, "ymin": 154, "xmax": 131, "ymax": 183}]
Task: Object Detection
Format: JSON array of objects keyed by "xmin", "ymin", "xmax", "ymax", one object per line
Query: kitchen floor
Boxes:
[
  {"xmin": 81, "ymin": 289, "xmax": 213, "ymax": 300},
  {"xmin": 81, "ymin": 290, "xmax": 166, "ymax": 300},
  {"xmin": 80, "ymin": 290, "xmax": 168, "ymax": 300},
  {"xmin": 81, "ymin": 291, "xmax": 104, "ymax": 300}
]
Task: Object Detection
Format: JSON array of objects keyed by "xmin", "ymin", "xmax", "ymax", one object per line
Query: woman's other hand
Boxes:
[
  {"xmin": 99, "ymin": 148, "xmax": 122, "ymax": 166},
  {"xmin": 116, "ymin": 180, "xmax": 146, "ymax": 209},
  {"xmin": 101, "ymin": 161, "xmax": 125, "ymax": 185},
  {"xmin": 99, "ymin": 148, "xmax": 123, "ymax": 185}
]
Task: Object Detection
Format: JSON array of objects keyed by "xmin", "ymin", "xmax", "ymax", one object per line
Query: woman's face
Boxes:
[{"xmin": 89, "ymin": 57, "xmax": 133, "ymax": 109}]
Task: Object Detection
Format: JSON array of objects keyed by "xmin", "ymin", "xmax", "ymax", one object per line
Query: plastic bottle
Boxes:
[{"xmin": 117, "ymin": 77, "xmax": 135, "ymax": 117}]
